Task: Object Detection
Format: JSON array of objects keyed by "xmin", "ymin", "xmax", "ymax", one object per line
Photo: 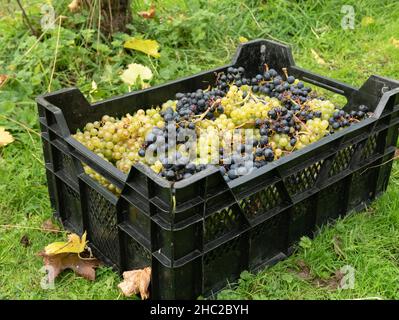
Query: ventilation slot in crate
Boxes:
[
  {"xmin": 125, "ymin": 235, "xmax": 152, "ymax": 270},
  {"xmin": 316, "ymin": 180, "xmax": 346, "ymax": 226},
  {"xmin": 289, "ymin": 198, "xmax": 316, "ymax": 245},
  {"xmin": 361, "ymin": 134, "xmax": 378, "ymax": 159},
  {"xmin": 203, "ymin": 235, "xmax": 247, "ymax": 294},
  {"xmin": 249, "ymin": 213, "xmax": 287, "ymax": 269},
  {"xmin": 59, "ymin": 180, "xmax": 82, "ymax": 233},
  {"xmin": 53, "ymin": 147, "xmax": 78, "ymax": 185},
  {"xmin": 204, "ymin": 206, "xmax": 244, "ymax": 244},
  {"xmin": 328, "ymin": 145, "xmax": 356, "ymax": 177},
  {"xmin": 239, "ymin": 184, "xmax": 283, "ymax": 221},
  {"xmin": 86, "ymin": 186, "xmax": 120, "ymax": 265},
  {"xmin": 284, "ymin": 161, "xmax": 324, "ymax": 196}
]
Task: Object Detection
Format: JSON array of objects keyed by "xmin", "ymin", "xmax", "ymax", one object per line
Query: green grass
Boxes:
[{"xmin": 1, "ymin": 0, "xmax": 399, "ymax": 299}]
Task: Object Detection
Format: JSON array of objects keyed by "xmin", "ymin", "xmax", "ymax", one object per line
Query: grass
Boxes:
[{"xmin": 0, "ymin": 0, "xmax": 399, "ymax": 299}]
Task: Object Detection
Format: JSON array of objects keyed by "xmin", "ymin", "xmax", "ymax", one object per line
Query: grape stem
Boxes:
[
  {"xmin": 250, "ymin": 92, "xmax": 269, "ymax": 104},
  {"xmin": 234, "ymin": 120, "xmax": 255, "ymax": 129},
  {"xmin": 293, "ymin": 114, "xmax": 313, "ymax": 134},
  {"xmin": 195, "ymin": 100, "xmax": 219, "ymax": 122},
  {"xmin": 282, "ymin": 68, "xmax": 289, "ymax": 79},
  {"xmin": 232, "ymin": 91, "xmax": 252, "ymax": 106}
]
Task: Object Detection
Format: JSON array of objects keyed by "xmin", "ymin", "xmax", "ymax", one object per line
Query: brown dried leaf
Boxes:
[
  {"xmin": 20, "ymin": 234, "xmax": 31, "ymax": 247},
  {"xmin": 118, "ymin": 267, "xmax": 151, "ymax": 299},
  {"xmin": 138, "ymin": 5, "xmax": 156, "ymax": 19},
  {"xmin": 0, "ymin": 74, "xmax": 7, "ymax": 88},
  {"xmin": 292, "ymin": 260, "xmax": 347, "ymax": 290},
  {"xmin": 41, "ymin": 219, "xmax": 61, "ymax": 233},
  {"xmin": 311, "ymin": 49, "xmax": 327, "ymax": 66},
  {"xmin": 295, "ymin": 259, "xmax": 312, "ymax": 280},
  {"xmin": 313, "ymin": 269, "xmax": 345, "ymax": 290},
  {"xmin": 68, "ymin": 0, "xmax": 81, "ymax": 13},
  {"xmin": 38, "ymin": 251, "xmax": 100, "ymax": 282}
]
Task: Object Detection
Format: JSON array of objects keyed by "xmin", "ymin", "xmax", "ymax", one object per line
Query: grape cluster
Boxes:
[
  {"xmin": 137, "ymin": 120, "xmax": 211, "ymax": 181},
  {"xmin": 216, "ymin": 66, "xmax": 313, "ymax": 106},
  {"xmin": 74, "ymin": 64, "xmax": 370, "ymax": 190},
  {"xmin": 73, "ymin": 108, "xmax": 164, "ymax": 193},
  {"xmin": 174, "ymin": 88, "xmax": 225, "ymax": 120}
]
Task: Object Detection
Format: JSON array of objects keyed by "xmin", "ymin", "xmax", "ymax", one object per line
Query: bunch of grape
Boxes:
[
  {"xmin": 73, "ymin": 107, "xmax": 165, "ymax": 193},
  {"xmin": 74, "ymin": 64, "xmax": 369, "ymax": 190}
]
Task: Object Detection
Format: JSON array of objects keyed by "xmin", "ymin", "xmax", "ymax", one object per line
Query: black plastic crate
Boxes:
[{"xmin": 36, "ymin": 40, "xmax": 399, "ymax": 299}]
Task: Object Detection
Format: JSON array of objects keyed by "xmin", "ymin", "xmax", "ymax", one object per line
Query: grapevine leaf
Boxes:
[
  {"xmin": 0, "ymin": 127, "xmax": 14, "ymax": 147},
  {"xmin": 44, "ymin": 231, "xmax": 87, "ymax": 255},
  {"xmin": 118, "ymin": 267, "xmax": 151, "ymax": 299},
  {"xmin": 124, "ymin": 38, "xmax": 161, "ymax": 58},
  {"xmin": 120, "ymin": 63, "xmax": 153, "ymax": 87}
]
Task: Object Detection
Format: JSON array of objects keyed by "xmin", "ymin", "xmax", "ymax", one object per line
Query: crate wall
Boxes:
[{"xmin": 36, "ymin": 39, "xmax": 399, "ymax": 299}]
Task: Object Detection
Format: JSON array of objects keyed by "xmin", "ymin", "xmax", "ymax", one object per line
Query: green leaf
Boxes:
[
  {"xmin": 240, "ymin": 270, "xmax": 253, "ymax": 281},
  {"xmin": 299, "ymin": 236, "xmax": 312, "ymax": 249},
  {"xmin": 281, "ymin": 274, "xmax": 294, "ymax": 283},
  {"xmin": 0, "ymin": 101, "xmax": 15, "ymax": 114}
]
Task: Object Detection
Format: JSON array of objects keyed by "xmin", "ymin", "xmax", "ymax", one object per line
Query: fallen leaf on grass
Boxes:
[
  {"xmin": 124, "ymin": 38, "xmax": 161, "ymax": 58},
  {"xmin": 311, "ymin": 49, "xmax": 327, "ymax": 66},
  {"xmin": 45, "ymin": 231, "xmax": 87, "ymax": 255},
  {"xmin": 0, "ymin": 127, "xmax": 14, "ymax": 147},
  {"xmin": 68, "ymin": 0, "xmax": 82, "ymax": 12},
  {"xmin": 292, "ymin": 260, "xmax": 345, "ymax": 290},
  {"xmin": 390, "ymin": 38, "xmax": 399, "ymax": 49},
  {"xmin": 41, "ymin": 219, "xmax": 60, "ymax": 233},
  {"xmin": 20, "ymin": 235, "xmax": 31, "ymax": 247},
  {"xmin": 239, "ymin": 36, "xmax": 248, "ymax": 43},
  {"xmin": 295, "ymin": 259, "xmax": 312, "ymax": 280},
  {"xmin": 138, "ymin": 5, "xmax": 156, "ymax": 19},
  {"xmin": 313, "ymin": 270, "xmax": 345, "ymax": 290},
  {"xmin": 361, "ymin": 16, "xmax": 375, "ymax": 27},
  {"xmin": 118, "ymin": 267, "xmax": 151, "ymax": 299},
  {"xmin": 0, "ymin": 74, "xmax": 7, "ymax": 87},
  {"xmin": 39, "ymin": 251, "xmax": 100, "ymax": 282},
  {"xmin": 120, "ymin": 63, "xmax": 153, "ymax": 88}
]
